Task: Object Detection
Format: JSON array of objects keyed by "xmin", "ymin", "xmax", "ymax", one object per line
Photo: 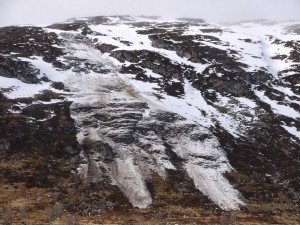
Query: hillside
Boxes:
[{"xmin": 0, "ymin": 16, "xmax": 299, "ymax": 224}]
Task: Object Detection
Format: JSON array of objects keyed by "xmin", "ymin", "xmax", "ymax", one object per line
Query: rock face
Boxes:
[
  {"xmin": 0, "ymin": 16, "xmax": 299, "ymax": 223},
  {"xmin": 0, "ymin": 56, "xmax": 41, "ymax": 83}
]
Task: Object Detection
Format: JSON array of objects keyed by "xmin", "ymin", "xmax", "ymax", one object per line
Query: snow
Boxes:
[
  {"xmin": 225, "ymin": 22, "xmax": 300, "ymax": 77},
  {"xmin": 124, "ymin": 77, "xmax": 214, "ymax": 127},
  {"xmin": 282, "ymin": 125, "xmax": 300, "ymax": 140},
  {"xmin": 20, "ymin": 56, "xmax": 66, "ymax": 82},
  {"xmin": 61, "ymin": 37, "xmax": 176, "ymax": 208},
  {"xmin": 184, "ymin": 21, "xmax": 298, "ymax": 76},
  {"xmin": 237, "ymin": 97, "xmax": 257, "ymax": 108},
  {"xmin": 89, "ymin": 24, "xmax": 151, "ymax": 49},
  {"xmin": 186, "ymin": 165, "xmax": 244, "ymax": 210},
  {"xmin": 67, "ymin": 70, "xmax": 174, "ymax": 208},
  {"xmin": 255, "ymin": 90, "xmax": 300, "ymax": 118},
  {"xmin": 7, "ymin": 102, "xmax": 28, "ymax": 113},
  {"xmin": 0, "ymin": 56, "xmax": 69, "ymax": 99},
  {"xmin": 212, "ymin": 94, "xmax": 258, "ymax": 137},
  {"xmin": 168, "ymin": 130, "xmax": 244, "ymax": 210},
  {"xmin": 125, "ymin": 73, "xmax": 258, "ymax": 138},
  {"xmin": 272, "ymin": 85, "xmax": 298, "ymax": 97},
  {"xmin": 89, "ymin": 23, "xmax": 208, "ymax": 73},
  {"xmin": 113, "ymin": 74, "xmax": 245, "ymax": 209},
  {"xmin": 183, "ymin": 25, "xmax": 203, "ymax": 35},
  {"xmin": 144, "ymin": 69, "xmax": 162, "ymax": 78},
  {"xmin": 111, "ymin": 157, "xmax": 152, "ymax": 209},
  {"xmin": 0, "ymin": 76, "xmax": 51, "ymax": 98}
]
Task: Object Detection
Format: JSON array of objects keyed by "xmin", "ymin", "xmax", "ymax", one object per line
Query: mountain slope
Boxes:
[{"xmin": 0, "ymin": 16, "xmax": 299, "ymax": 224}]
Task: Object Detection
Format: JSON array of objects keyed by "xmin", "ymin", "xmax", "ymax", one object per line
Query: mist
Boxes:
[{"xmin": 0, "ymin": 0, "xmax": 300, "ymax": 27}]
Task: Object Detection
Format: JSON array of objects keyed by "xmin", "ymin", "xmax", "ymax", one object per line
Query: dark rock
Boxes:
[
  {"xmin": 0, "ymin": 92, "xmax": 7, "ymax": 101},
  {"xmin": 149, "ymin": 32, "xmax": 234, "ymax": 64},
  {"xmin": 110, "ymin": 50, "xmax": 140, "ymax": 63},
  {"xmin": 120, "ymin": 64, "xmax": 145, "ymax": 74},
  {"xmin": 51, "ymin": 82, "xmax": 65, "ymax": 90},
  {"xmin": 151, "ymin": 111, "xmax": 184, "ymax": 123},
  {"xmin": 112, "ymin": 50, "xmax": 194, "ymax": 81},
  {"xmin": 47, "ymin": 22, "xmax": 89, "ymax": 32},
  {"xmin": 177, "ymin": 18, "xmax": 206, "ymax": 23},
  {"xmin": 96, "ymin": 43, "xmax": 118, "ymax": 53},
  {"xmin": 164, "ymin": 82, "xmax": 185, "ymax": 97},
  {"xmin": 136, "ymin": 28, "xmax": 168, "ymax": 35},
  {"xmin": 200, "ymin": 28, "xmax": 223, "ymax": 33},
  {"xmin": 87, "ymin": 16, "xmax": 111, "ymax": 25},
  {"xmin": 0, "ymin": 139, "xmax": 11, "ymax": 151},
  {"xmin": 0, "ymin": 26, "xmax": 64, "ymax": 64},
  {"xmin": 0, "ymin": 56, "xmax": 40, "ymax": 83}
]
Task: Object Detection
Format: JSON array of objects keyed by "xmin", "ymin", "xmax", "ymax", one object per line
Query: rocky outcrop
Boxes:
[
  {"xmin": 148, "ymin": 33, "xmax": 236, "ymax": 64},
  {"xmin": 0, "ymin": 56, "xmax": 40, "ymax": 83},
  {"xmin": 96, "ymin": 43, "xmax": 118, "ymax": 53},
  {"xmin": 111, "ymin": 50, "xmax": 195, "ymax": 97},
  {"xmin": 0, "ymin": 26, "xmax": 63, "ymax": 65},
  {"xmin": 192, "ymin": 64, "xmax": 272, "ymax": 97}
]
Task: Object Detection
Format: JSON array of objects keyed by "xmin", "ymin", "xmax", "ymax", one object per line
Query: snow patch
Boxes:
[
  {"xmin": 20, "ymin": 56, "xmax": 66, "ymax": 82},
  {"xmin": 282, "ymin": 125, "xmax": 300, "ymax": 140},
  {"xmin": 0, "ymin": 76, "xmax": 51, "ymax": 98},
  {"xmin": 255, "ymin": 90, "xmax": 300, "ymax": 118}
]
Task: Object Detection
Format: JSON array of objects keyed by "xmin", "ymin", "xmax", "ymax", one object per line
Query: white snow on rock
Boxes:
[
  {"xmin": 0, "ymin": 76, "xmax": 51, "ymax": 98},
  {"xmin": 1, "ymin": 17, "xmax": 299, "ymax": 211},
  {"xmin": 225, "ymin": 22, "xmax": 300, "ymax": 77},
  {"xmin": 0, "ymin": 56, "xmax": 67, "ymax": 99},
  {"xmin": 255, "ymin": 90, "xmax": 300, "ymax": 119},
  {"xmin": 167, "ymin": 128, "xmax": 244, "ymax": 210},
  {"xmin": 282, "ymin": 125, "xmax": 300, "ymax": 140},
  {"xmin": 20, "ymin": 56, "xmax": 66, "ymax": 82}
]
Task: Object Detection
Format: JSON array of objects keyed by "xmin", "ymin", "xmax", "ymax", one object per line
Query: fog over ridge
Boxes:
[{"xmin": 0, "ymin": 0, "xmax": 300, "ymax": 27}]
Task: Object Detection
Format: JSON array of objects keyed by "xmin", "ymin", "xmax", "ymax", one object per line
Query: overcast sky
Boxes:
[{"xmin": 0, "ymin": 0, "xmax": 300, "ymax": 27}]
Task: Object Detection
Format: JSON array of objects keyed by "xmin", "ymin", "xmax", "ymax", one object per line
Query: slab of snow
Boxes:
[
  {"xmin": 143, "ymin": 69, "xmax": 162, "ymax": 78},
  {"xmin": 124, "ymin": 77, "xmax": 214, "ymax": 127},
  {"xmin": 272, "ymin": 85, "xmax": 298, "ymax": 97},
  {"xmin": 111, "ymin": 158, "xmax": 152, "ymax": 208},
  {"xmin": 282, "ymin": 125, "xmax": 300, "ymax": 140},
  {"xmin": 225, "ymin": 22, "xmax": 300, "ymax": 77},
  {"xmin": 19, "ymin": 56, "xmax": 66, "ymax": 82},
  {"xmin": 0, "ymin": 56, "xmax": 69, "ymax": 99},
  {"xmin": 237, "ymin": 97, "xmax": 257, "ymax": 108},
  {"xmin": 0, "ymin": 76, "xmax": 51, "ymax": 98},
  {"xmin": 255, "ymin": 90, "xmax": 300, "ymax": 118},
  {"xmin": 186, "ymin": 165, "xmax": 244, "ymax": 210},
  {"xmin": 166, "ymin": 126, "xmax": 244, "ymax": 210}
]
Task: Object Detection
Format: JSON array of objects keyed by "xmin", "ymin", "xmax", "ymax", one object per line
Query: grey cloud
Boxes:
[{"xmin": 0, "ymin": 0, "xmax": 300, "ymax": 27}]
